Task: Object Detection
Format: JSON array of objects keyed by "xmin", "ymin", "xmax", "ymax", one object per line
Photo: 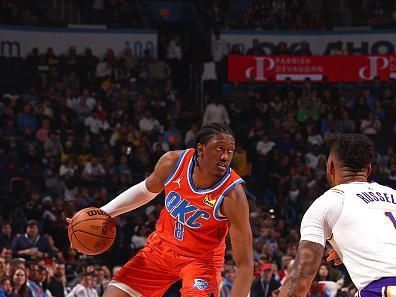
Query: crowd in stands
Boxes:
[
  {"xmin": 78, "ymin": 0, "xmax": 144, "ymax": 28},
  {"xmin": 0, "ymin": 0, "xmax": 44, "ymax": 26},
  {"xmin": 3, "ymin": 0, "xmax": 396, "ymax": 30},
  {"xmin": 207, "ymin": 0, "xmax": 327, "ymax": 31},
  {"xmin": 1, "ymin": 16, "xmax": 396, "ymax": 297}
]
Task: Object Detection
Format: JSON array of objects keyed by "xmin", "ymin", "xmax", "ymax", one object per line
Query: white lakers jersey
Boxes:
[{"xmin": 300, "ymin": 182, "xmax": 396, "ymax": 290}]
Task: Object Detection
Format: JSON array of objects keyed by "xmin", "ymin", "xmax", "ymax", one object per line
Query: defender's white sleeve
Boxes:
[
  {"xmin": 100, "ymin": 179, "xmax": 159, "ymax": 218},
  {"xmin": 300, "ymin": 190, "xmax": 344, "ymax": 247}
]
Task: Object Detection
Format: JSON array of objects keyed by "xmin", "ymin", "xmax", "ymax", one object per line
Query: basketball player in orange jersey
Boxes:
[{"xmin": 71, "ymin": 123, "xmax": 253, "ymax": 297}]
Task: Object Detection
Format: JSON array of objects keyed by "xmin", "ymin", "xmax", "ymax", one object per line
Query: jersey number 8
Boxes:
[{"xmin": 174, "ymin": 221, "xmax": 185, "ymax": 241}]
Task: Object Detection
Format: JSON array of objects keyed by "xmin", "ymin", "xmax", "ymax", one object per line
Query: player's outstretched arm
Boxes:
[
  {"xmin": 278, "ymin": 240, "xmax": 324, "ymax": 297},
  {"xmin": 222, "ymin": 184, "xmax": 254, "ymax": 297},
  {"xmin": 100, "ymin": 151, "xmax": 182, "ymax": 218}
]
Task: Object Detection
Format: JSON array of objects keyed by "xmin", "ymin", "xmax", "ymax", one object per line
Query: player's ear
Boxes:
[
  {"xmin": 367, "ymin": 163, "xmax": 372, "ymax": 177},
  {"xmin": 197, "ymin": 143, "xmax": 204, "ymax": 156},
  {"xmin": 329, "ymin": 159, "xmax": 335, "ymax": 177}
]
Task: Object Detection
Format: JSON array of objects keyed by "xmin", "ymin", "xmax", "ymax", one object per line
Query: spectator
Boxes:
[
  {"xmin": 230, "ymin": 44, "xmax": 242, "ymax": 55},
  {"xmin": 0, "ymin": 277, "xmax": 12, "ymax": 297},
  {"xmin": 295, "ymin": 41, "xmax": 312, "ymax": 55},
  {"xmin": 250, "ymin": 263, "xmax": 281, "ymax": 297},
  {"xmin": 256, "ymin": 134, "xmax": 276, "ymax": 158},
  {"xmin": 360, "ymin": 112, "xmax": 382, "ymax": 135},
  {"xmin": 0, "ymin": 257, "xmax": 6, "ymax": 283},
  {"xmin": 274, "ymin": 42, "xmax": 290, "ymax": 55},
  {"xmin": 163, "ymin": 122, "xmax": 182, "ymax": 148},
  {"xmin": 219, "ymin": 264, "xmax": 235, "ymax": 297},
  {"xmin": 316, "ymin": 264, "xmax": 341, "ymax": 297},
  {"xmin": 272, "ymin": 0, "xmax": 287, "ymax": 28},
  {"xmin": 81, "ymin": 156, "xmax": 106, "ymax": 183},
  {"xmin": 84, "ymin": 111, "xmax": 110, "ymax": 136},
  {"xmin": 9, "ymin": 266, "xmax": 33, "ymax": 297},
  {"xmin": 246, "ymin": 39, "xmax": 265, "ymax": 55},
  {"xmin": 305, "ymin": 143, "xmax": 326, "ymax": 169},
  {"xmin": 138, "ymin": 110, "xmax": 160, "ymax": 134},
  {"xmin": 130, "ymin": 225, "xmax": 148, "ymax": 252},
  {"xmin": 120, "ymin": 47, "xmax": 139, "ymax": 77},
  {"xmin": 202, "ymin": 98, "xmax": 230, "ymax": 126},
  {"xmin": 232, "ymin": 143, "xmax": 250, "ymax": 178},
  {"xmin": 66, "ymin": 272, "xmax": 97, "ymax": 297},
  {"xmin": 12, "ymin": 220, "xmax": 55, "ymax": 261},
  {"xmin": 0, "ymin": 223, "xmax": 12, "ymax": 251},
  {"xmin": 329, "ymin": 41, "xmax": 348, "ymax": 55},
  {"xmin": 35, "ymin": 119, "xmax": 51, "ymax": 143},
  {"xmin": 184, "ymin": 123, "xmax": 199, "ymax": 147},
  {"xmin": 26, "ymin": 261, "xmax": 47, "ymax": 297},
  {"xmin": 212, "ymin": 31, "xmax": 226, "ymax": 63},
  {"xmin": 0, "ymin": 248, "xmax": 12, "ymax": 263},
  {"xmin": 47, "ymin": 260, "xmax": 66, "ymax": 297},
  {"xmin": 17, "ymin": 105, "xmax": 37, "ymax": 133},
  {"xmin": 278, "ymin": 255, "xmax": 293, "ymax": 283},
  {"xmin": 59, "ymin": 158, "xmax": 78, "ymax": 180}
]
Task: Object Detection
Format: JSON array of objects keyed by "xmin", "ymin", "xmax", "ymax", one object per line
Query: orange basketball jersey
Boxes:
[{"xmin": 149, "ymin": 148, "xmax": 244, "ymax": 259}]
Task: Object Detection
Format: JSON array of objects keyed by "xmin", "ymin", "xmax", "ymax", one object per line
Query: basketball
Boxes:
[{"xmin": 68, "ymin": 207, "xmax": 116, "ymax": 255}]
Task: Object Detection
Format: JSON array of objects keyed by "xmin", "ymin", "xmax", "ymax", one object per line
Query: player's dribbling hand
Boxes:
[{"xmin": 327, "ymin": 248, "xmax": 342, "ymax": 265}]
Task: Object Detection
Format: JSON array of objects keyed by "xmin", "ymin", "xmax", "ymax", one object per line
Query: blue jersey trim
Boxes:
[
  {"xmin": 213, "ymin": 178, "xmax": 245, "ymax": 221},
  {"xmin": 187, "ymin": 157, "xmax": 231, "ymax": 194},
  {"xmin": 164, "ymin": 149, "xmax": 190, "ymax": 186}
]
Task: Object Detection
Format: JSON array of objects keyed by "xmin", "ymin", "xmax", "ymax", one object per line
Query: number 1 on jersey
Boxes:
[{"xmin": 385, "ymin": 212, "xmax": 396, "ymax": 229}]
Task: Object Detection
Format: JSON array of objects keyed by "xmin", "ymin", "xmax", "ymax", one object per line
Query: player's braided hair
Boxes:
[
  {"xmin": 330, "ymin": 134, "xmax": 375, "ymax": 171},
  {"xmin": 194, "ymin": 123, "xmax": 234, "ymax": 160}
]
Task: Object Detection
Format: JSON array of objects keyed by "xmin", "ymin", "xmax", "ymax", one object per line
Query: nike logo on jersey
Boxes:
[
  {"xmin": 172, "ymin": 177, "xmax": 183, "ymax": 188},
  {"xmin": 165, "ymin": 191, "xmax": 210, "ymax": 228}
]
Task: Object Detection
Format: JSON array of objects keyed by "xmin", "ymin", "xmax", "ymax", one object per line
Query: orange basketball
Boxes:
[{"xmin": 67, "ymin": 207, "xmax": 116, "ymax": 255}]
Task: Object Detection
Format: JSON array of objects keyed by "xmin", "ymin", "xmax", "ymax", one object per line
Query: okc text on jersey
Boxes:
[{"xmin": 165, "ymin": 191, "xmax": 211, "ymax": 229}]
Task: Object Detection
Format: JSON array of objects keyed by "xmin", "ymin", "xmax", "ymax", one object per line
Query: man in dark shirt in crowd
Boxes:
[
  {"xmin": 246, "ymin": 38, "xmax": 266, "ymax": 55},
  {"xmin": 0, "ymin": 222, "xmax": 12, "ymax": 250},
  {"xmin": 48, "ymin": 259, "xmax": 66, "ymax": 297},
  {"xmin": 250, "ymin": 263, "xmax": 281, "ymax": 297},
  {"xmin": 12, "ymin": 220, "xmax": 55, "ymax": 260}
]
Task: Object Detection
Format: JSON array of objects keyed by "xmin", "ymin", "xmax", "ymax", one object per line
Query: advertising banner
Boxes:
[
  {"xmin": 228, "ymin": 55, "xmax": 396, "ymax": 82},
  {"xmin": 0, "ymin": 25, "xmax": 157, "ymax": 58},
  {"xmin": 221, "ymin": 30, "xmax": 396, "ymax": 55}
]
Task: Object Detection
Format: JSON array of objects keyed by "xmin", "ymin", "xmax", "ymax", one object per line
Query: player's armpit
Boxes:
[
  {"xmin": 222, "ymin": 184, "xmax": 254, "ymax": 297},
  {"xmin": 146, "ymin": 150, "xmax": 183, "ymax": 192},
  {"xmin": 278, "ymin": 240, "xmax": 324, "ymax": 297}
]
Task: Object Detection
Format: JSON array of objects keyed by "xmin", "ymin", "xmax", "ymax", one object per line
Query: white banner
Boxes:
[
  {"xmin": 221, "ymin": 30, "xmax": 396, "ymax": 55},
  {"xmin": 0, "ymin": 25, "xmax": 157, "ymax": 58}
]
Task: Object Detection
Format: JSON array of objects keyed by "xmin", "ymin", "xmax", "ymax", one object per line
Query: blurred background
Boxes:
[{"xmin": 0, "ymin": 0, "xmax": 396, "ymax": 296}]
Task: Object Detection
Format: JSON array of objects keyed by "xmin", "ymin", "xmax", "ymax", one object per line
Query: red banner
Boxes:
[{"xmin": 228, "ymin": 55, "xmax": 396, "ymax": 82}]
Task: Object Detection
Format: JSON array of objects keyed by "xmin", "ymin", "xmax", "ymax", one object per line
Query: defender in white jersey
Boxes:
[{"xmin": 278, "ymin": 134, "xmax": 396, "ymax": 297}]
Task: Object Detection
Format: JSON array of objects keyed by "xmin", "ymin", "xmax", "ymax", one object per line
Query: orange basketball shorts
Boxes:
[{"xmin": 111, "ymin": 236, "xmax": 223, "ymax": 297}]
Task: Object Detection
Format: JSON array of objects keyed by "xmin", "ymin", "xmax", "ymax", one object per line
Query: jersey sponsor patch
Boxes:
[
  {"xmin": 203, "ymin": 194, "xmax": 218, "ymax": 208},
  {"xmin": 193, "ymin": 279, "xmax": 209, "ymax": 291}
]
